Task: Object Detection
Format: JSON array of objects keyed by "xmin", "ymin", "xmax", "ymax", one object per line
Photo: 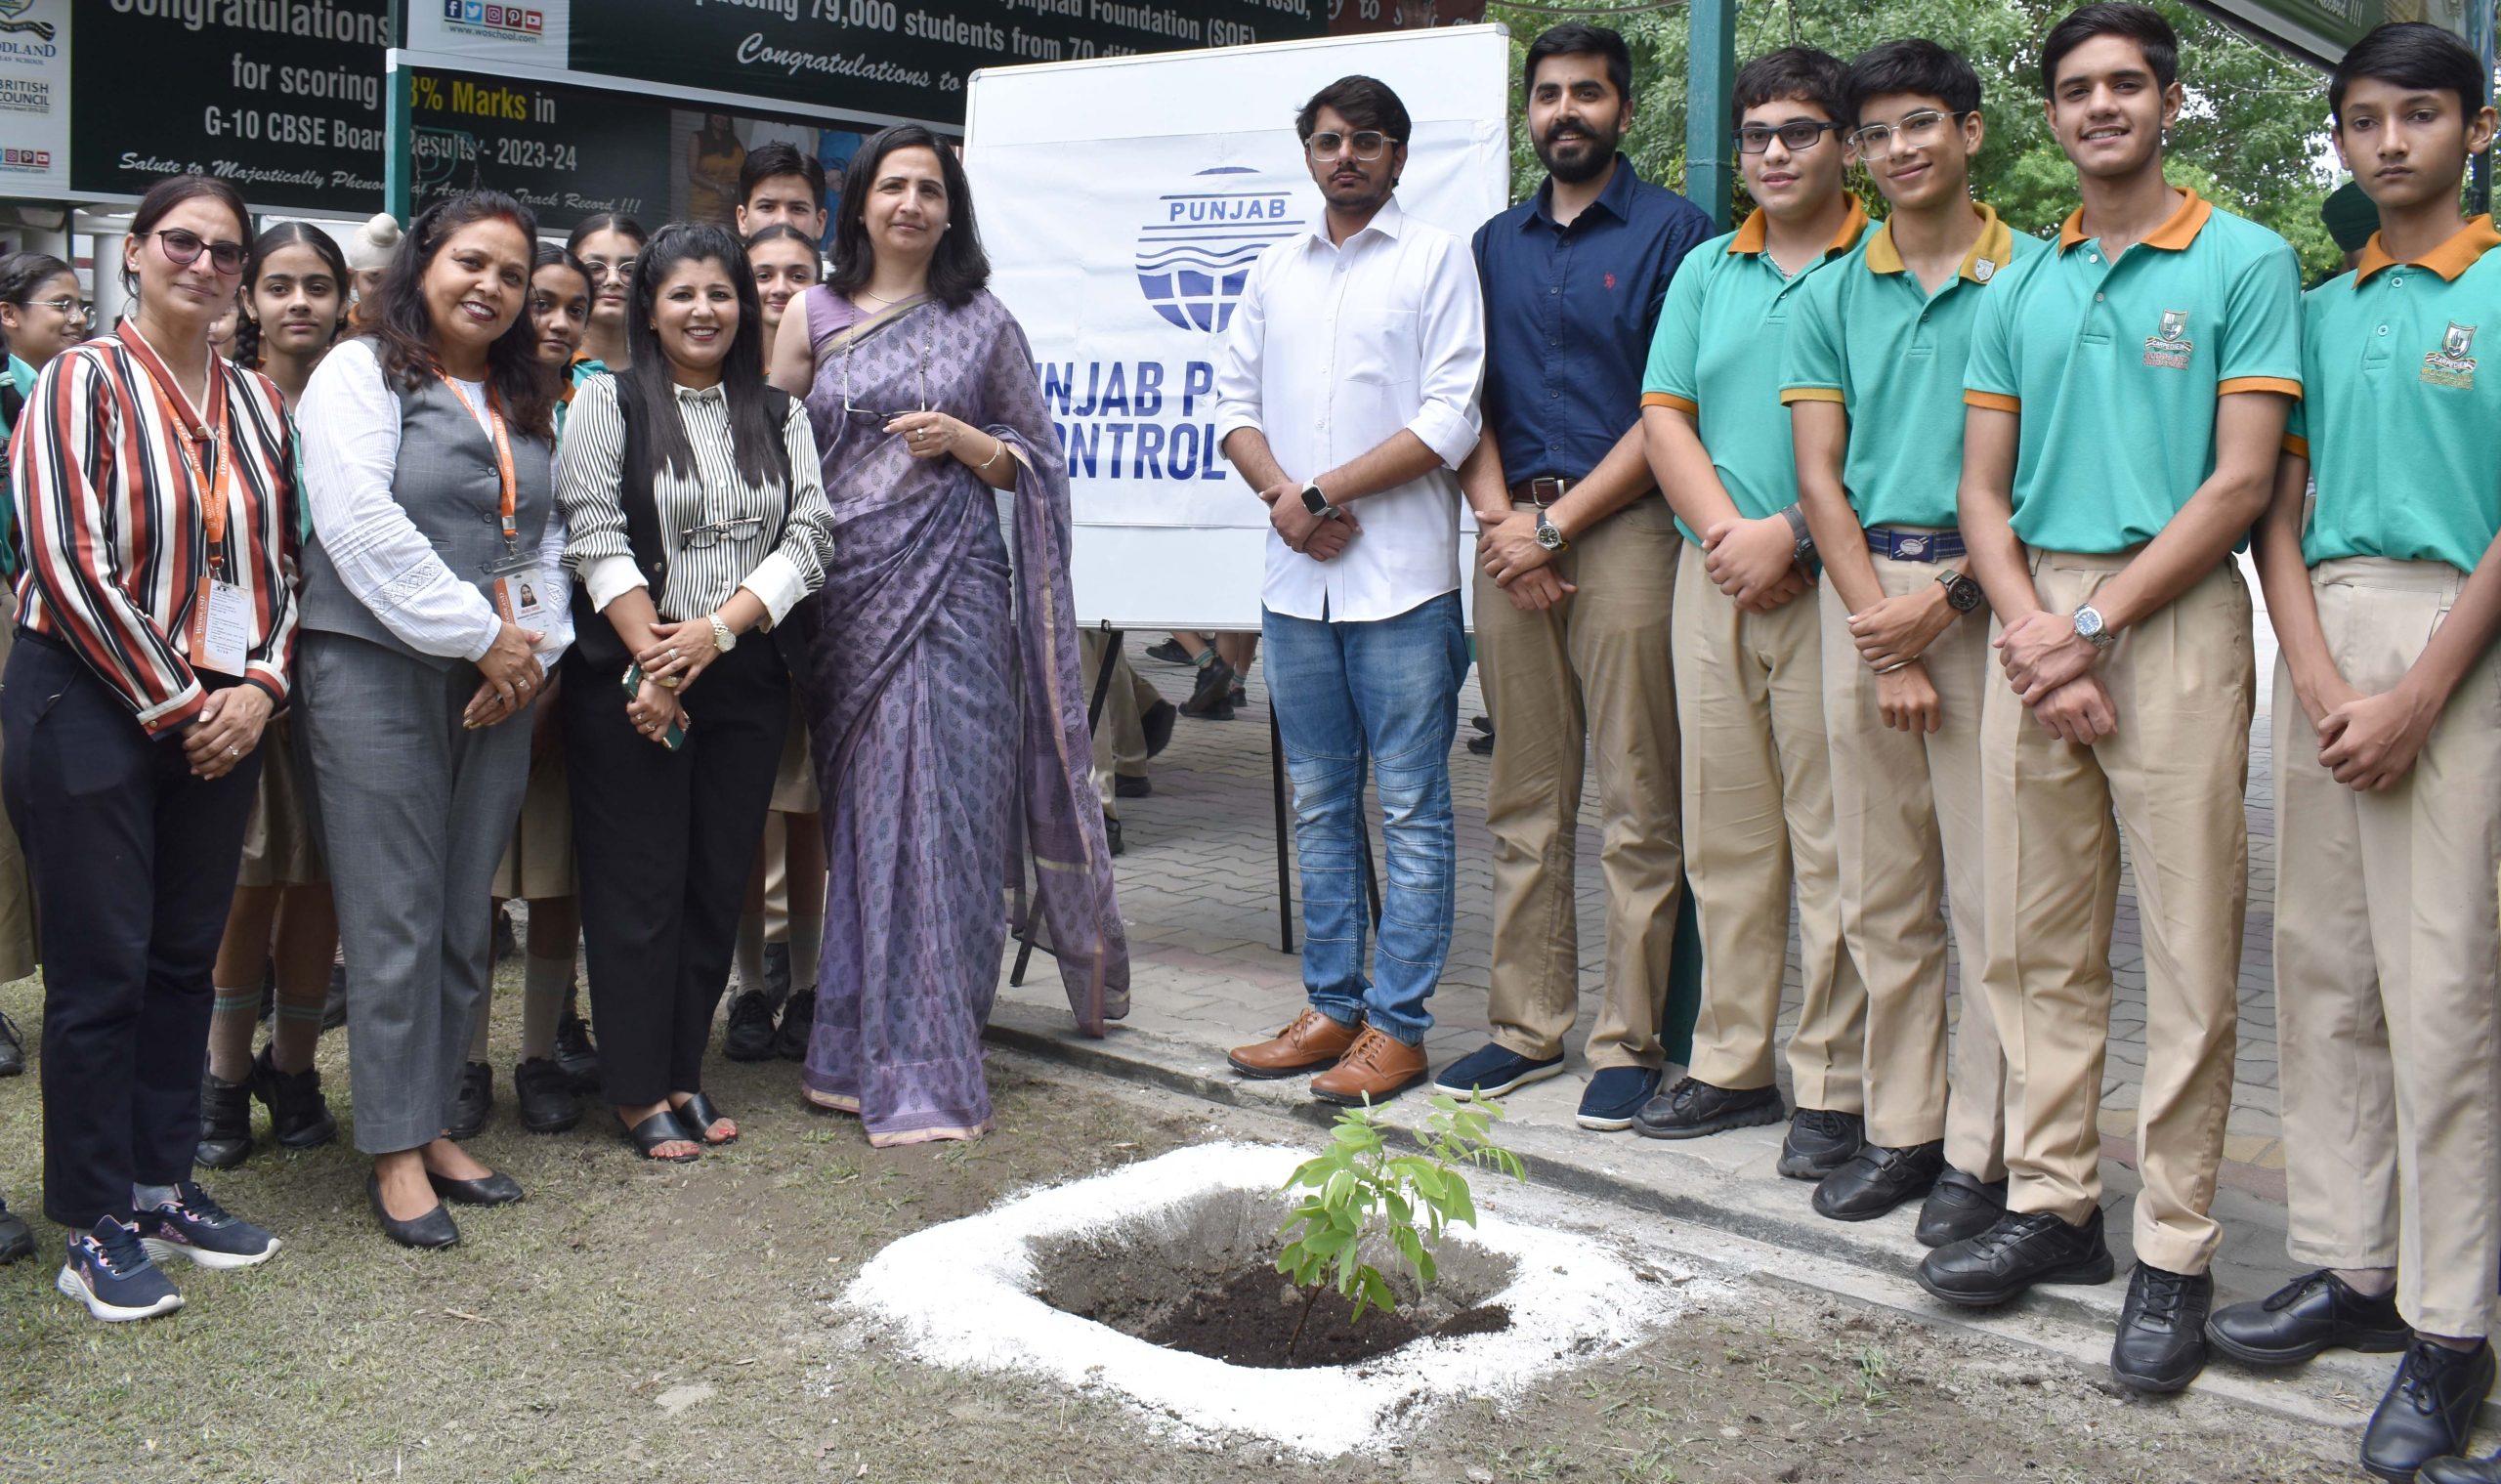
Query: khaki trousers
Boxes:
[
  {"xmin": 1980, "ymin": 551, "xmax": 2252, "ymax": 1275},
  {"xmin": 1476, "ymin": 494, "xmax": 1684, "ymax": 1070},
  {"xmin": 2275, "ymin": 558, "xmax": 2501, "ymax": 1339},
  {"xmin": 1820, "ymin": 547, "xmax": 2006, "ymax": 1175},
  {"xmin": 1079, "ymin": 631, "xmax": 1159, "ymax": 821},
  {"xmin": 1675, "ymin": 541, "xmax": 1865, "ymax": 1109}
]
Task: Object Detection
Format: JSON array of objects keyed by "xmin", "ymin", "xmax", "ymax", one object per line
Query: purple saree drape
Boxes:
[{"xmin": 796, "ymin": 286, "xmax": 1126, "ymax": 1145}]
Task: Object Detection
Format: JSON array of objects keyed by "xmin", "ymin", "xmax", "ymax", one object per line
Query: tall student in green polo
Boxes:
[
  {"xmin": 2212, "ymin": 24, "xmax": 2501, "ymax": 1484},
  {"xmin": 1781, "ymin": 39, "xmax": 2041, "ymax": 1245},
  {"xmin": 1921, "ymin": 3, "xmax": 2301, "ymax": 1397},
  {"xmin": 1634, "ymin": 46, "xmax": 1872, "ymax": 1178}
]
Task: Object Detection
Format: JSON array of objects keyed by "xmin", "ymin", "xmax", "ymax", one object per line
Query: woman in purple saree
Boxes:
[{"xmin": 767, "ymin": 125, "xmax": 1125, "ymax": 1146}]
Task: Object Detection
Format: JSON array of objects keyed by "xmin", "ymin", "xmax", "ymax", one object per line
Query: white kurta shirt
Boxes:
[{"xmin": 1214, "ymin": 195, "xmax": 1485, "ymax": 623}]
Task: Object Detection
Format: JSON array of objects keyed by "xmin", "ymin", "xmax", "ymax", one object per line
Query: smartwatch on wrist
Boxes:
[
  {"xmin": 1300, "ymin": 481, "xmax": 1339, "ymax": 522},
  {"xmin": 1779, "ymin": 503, "xmax": 1815, "ymax": 561}
]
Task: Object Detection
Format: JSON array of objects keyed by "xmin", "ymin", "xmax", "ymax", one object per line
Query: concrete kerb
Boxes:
[{"xmin": 985, "ymin": 1006, "xmax": 2469, "ymax": 1438}]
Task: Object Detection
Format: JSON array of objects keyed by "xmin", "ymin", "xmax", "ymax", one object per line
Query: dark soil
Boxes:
[{"xmin": 1133, "ymin": 1265, "xmax": 1511, "ymax": 1368}]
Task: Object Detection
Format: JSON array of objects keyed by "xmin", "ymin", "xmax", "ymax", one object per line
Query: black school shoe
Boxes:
[
  {"xmin": 1145, "ymin": 639, "xmax": 1192, "ymax": 666},
  {"xmin": 552, "ymin": 1009, "xmax": 601, "ymax": 1092},
  {"xmin": 1918, "ymin": 1207, "xmax": 2115, "ymax": 1307},
  {"xmin": 445, "ymin": 1060, "xmax": 493, "ymax": 1141},
  {"xmin": 1632, "ymin": 1077, "xmax": 1785, "ymax": 1140},
  {"xmin": 252, "ymin": 1044, "xmax": 337, "ymax": 1151},
  {"xmin": 514, "ymin": 1056, "xmax": 581, "ymax": 1134},
  {"xmin": 723, "ymin": 990, "xmax": 779, "ymax": 1062},
  {"xmin": 1917, "ymin": 1168, "xmax": 2010, "ymax": 1248},
  {"xmin": 771, "ymin": 989, "xmax": 816, "ymax": 1061},
  {"xmin": 1180, "ymin": 658, "xmax": 1237, "ymax": 719},
  {"xmin": 2207, "ymin": 1269, "xmax": 2411, "ymax": 1368},
  {"xmin": 194, "ymin": 1072, "xmax": 255, "ymax": 1169},
  {"xmin": 2363, "ymin": 1340, "xmax": 2496, "ymax": 1482},
  {"xmin": 0, "ymin": 1194, "xmax": 30, "ymax": 1263},
  {"xmin": 1778, "ymin": 1108, "xmax": 1865, "ymax": 1180},
  {"xmin": 1814, "ymin": 1140, "xmax": 1945, "ymax": 1221},
  {"xmin": 0, "ymin": 1010, "xmax": 22, "ymax": 1077},
  {"xmin": 2111, "ymin": 1262, "xmax": 2214, "ymax": 1393},
  {"xmin": 1141, "ymin": 700, "xmax": 1177, "ymax": 759}
]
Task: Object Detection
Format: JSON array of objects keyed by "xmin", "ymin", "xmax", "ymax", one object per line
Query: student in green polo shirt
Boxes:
[
  {"xmin": 1634, "ymin": 46, "xmax": 1873, "ymax": 1177},
  {"xmin": 1916, "ymin": 3, "xmax": 2301, "ymax": 1398},
  {"xmin": 2212, "ymin": 24, "xmax": 2501, "ymax": 1484},
  {"xmin": 1781, "ymin": 38, "xmax": 2043, "ymax": 1247}
]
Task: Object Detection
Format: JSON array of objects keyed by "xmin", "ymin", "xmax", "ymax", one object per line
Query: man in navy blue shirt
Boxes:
[{"xmin": 1437, "ymin": 22, "xmax": 1716, "ymax": 1133}]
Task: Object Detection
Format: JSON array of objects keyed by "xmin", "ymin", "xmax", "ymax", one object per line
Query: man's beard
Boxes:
[{"xmin": 1536, "ymin": 124, "xmax": 1619, "ymax": 185}]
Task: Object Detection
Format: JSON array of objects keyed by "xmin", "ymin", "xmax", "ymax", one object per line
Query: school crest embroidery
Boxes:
[
  {"xmin": 2141, "ymin": 309, "xmax": 2194, "ymax": 369},
  {"xmin": 2422, "ymin": 322, "xmax": 2478, "ymax": 390},
  {"xmin": 1971, "ymin": 258, "xmax": 1997, "ymax": 283}
]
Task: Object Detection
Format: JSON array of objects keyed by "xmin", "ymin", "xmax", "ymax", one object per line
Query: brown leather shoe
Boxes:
[
  {"xmin": 1310, "ymin": 1027, "xmax": 1431, "ymax": 1106},
  {"xmin": 1227, "ymin": 1008, "xmax": 1361, "ymax": 1079}
]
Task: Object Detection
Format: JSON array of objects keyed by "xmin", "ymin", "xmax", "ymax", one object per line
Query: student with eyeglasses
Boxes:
[
  {"xmin": 567, "ymin": 213, "xmax": 648, "ymax": 376},
  {"xmin": 5, "ymin": 174, "xmax": 297, "ymax": 1319},
  {"xmin": 1632, "ymin": 48, "xmax": 1872, "ymax": 1174},
  {"xmin": 767, "ymin": 123, "xmax": 1126, "ymax": 1145},
  {"xmin": 294, "ymin": 191, "xmax": 572, "ymax": 1249},
  {"xmin": 559, "ymin": 222, "xmax": 834, "ymax": 1163}
]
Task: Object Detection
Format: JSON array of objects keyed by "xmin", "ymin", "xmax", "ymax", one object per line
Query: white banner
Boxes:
[
  {"xmin": 405, "ymin": 0, "xmax": 572, "ymax": 70},
  {"xmin": 0, "ymin": 0, "xmax": 69, "ymax": 198},
  {"xmin": 964, "ymin": 24, "xmax": 1510, "ymax": 630}
]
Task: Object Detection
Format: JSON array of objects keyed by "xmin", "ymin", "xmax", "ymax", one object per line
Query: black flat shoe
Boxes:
[
  {"xmin": 2364, "ymin": 1340, "xmax": 2496, "ymax": 1482},
  {"xmin": 1917, "ymin": 1167, "xmax": 2009, "ymax": 1248},
  {"xmin": 622, "ymin": 1108, "xmax": 701, "ymax": 1163},
  {"xmin": 514, "ymin": 1056, "xmax": 581, "ymax": 1133},
  {"xmin": 1918, "ymin": 1207, "xmax": 2114, "ymax": 1307},
  {"xmin": 2208, "ymin": 1269, "xmax": 2411, "ymax": 1369},
  {"xmin": 1814, "ymin": 1140, "xmax": 1944, "ymax": 1220},
  {"xmin": 678, "ymin": 1092, "xmax": 738, "ymax": 1146},
  {"xmin": 366, "ymin": 1172, "xmax": 459, "ymax": 1250},
  {"xmin": 426, "ymin": 1167, "xmax": 525, "ymax": 1207},
  {"xmin": 195, "ymin": 1071, "xmax": 254, "ymax": 1169},
  {"xmin": 444, "ymin": 1060, "xmax": 492, "ymax": 1141},
  {"xmin": 252, "ymin": 1044, "xmax": 337, "ymax": 1151},
  {"xmin": 2111, "ymin": 1262, "xmax": 2214, "ymax": 1393}
]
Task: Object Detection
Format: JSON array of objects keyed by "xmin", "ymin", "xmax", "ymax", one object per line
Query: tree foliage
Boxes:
[{"xmin": 1482, "ymin": 0, "xmax": 2400, "ymax": 279}]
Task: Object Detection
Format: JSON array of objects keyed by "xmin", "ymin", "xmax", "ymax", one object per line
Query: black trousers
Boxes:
[
  {"xmin": 1, "ymin": 632, "xmax": 260, "ymax": 1228},
  {"xmin": 565, "ymin": 639, "xmax": 787, "ymax": 1106}
]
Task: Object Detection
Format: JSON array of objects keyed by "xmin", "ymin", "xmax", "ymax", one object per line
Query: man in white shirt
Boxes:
[{"xmin": 1215, "ymin": 74, "xmax": 1486, "ymax": 1106}]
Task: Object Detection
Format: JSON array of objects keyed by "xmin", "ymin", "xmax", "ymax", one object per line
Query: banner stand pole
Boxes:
[
  {"xmin": 1007, "ymin": 625, "xmax": 1125, "ymax": 989},
  {"xmin": 1269, "ymin": 709, "xmax": 1295, "ymax": 956}
]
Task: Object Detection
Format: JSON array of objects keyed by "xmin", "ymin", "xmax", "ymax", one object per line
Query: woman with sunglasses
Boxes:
[
  {"xmin": 294, "ymin": 191, "xmax": 570, "ymax": 1249},
  {"xmin": 566, "ymin": 214, "xmax": 646, "ymax": 377},
  {"xmin": 559, "ymin": 222, "xmax": 832, "ymax": 1161},
  {"xmin": 479, "ymin": 241, "xmax": 596, "ymax": 1137},
  {"xmin": 766, "ymin": 125, "xmax": 1125, "ymax": 1147},
  {"xmin": 723, "ymin": 221, "xmax": 828, "ymax": 1065},
  {"xmin": 4, "ymin": 174, "xmax": 297, "ymax": 1319},
  {"xmin": 197, "ymin": 221, "xmax": 355, "ymax": 1171}
]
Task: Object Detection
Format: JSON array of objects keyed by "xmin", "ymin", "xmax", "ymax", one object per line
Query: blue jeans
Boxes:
[{"xmin": 1262, "ymin": 592, "xmax": 1469, "ymax": 1045}]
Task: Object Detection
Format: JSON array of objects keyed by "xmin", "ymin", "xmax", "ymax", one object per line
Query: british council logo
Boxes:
[{"xmin": 1134, "ymin": 167, "xmax": 1302, "ymax": 334}]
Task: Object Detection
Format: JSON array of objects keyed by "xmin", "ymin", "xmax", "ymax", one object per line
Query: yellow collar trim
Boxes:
[
  {"xmin": 1865, "ymin": 203, "xmax": 2015, "ymax": 284},
  {"xmin": 2058, "ymin": 186, "xmax": 2210, "ymax": 253},
  {"xmin": 1729, "ymin": 196, "xmax": 1871, "ymax": 258},
  {"xmin": 2353, "ymin": 215, "xmax": 2501, "ymax": 285}
]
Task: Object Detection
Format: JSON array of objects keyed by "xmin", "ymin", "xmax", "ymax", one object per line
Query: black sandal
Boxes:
[
  {"xmin": 678, "ymin": 1092, "xmax": 738, "ymax": 1146},
  {"xmin": 620, "ymin": 1107, "xmax": 701, "ymax": 1162}
]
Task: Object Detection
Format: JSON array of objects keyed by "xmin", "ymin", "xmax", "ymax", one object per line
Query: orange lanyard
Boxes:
[
  {"xmin": 138, "ymin": 360, "xmax": 235, "ymax": 568},
  {"xmin": 435, "ymin": 372, "xmax": 520, "ymax": 553}
]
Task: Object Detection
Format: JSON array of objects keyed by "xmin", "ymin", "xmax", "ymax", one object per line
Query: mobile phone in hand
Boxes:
[{"xmin": 619, "ymin": 663, "xmax": 687, "ymax": 750}]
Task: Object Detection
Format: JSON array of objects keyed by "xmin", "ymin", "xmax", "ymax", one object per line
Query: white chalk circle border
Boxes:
[{"xmin": 842, "ymin": 1141, "xmax": 1695, "ymax": 1456}]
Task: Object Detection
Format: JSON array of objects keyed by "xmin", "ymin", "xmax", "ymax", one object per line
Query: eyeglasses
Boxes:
[
  {"xmin": 14, "ymin": 297, "xmax": 87, "ymax": 320},
  {"xmin": 1846, "ymin": 109, "xmax": 1971, "ymax": 154},
  {"xmin": 581, "ymin": 258, "xmax": 638, "ymax": 284},
  {"xmin": 840, "ymin": 313, "xmax": 934, "ymax": 425},
  {"xmin": 1306, "ymin": 130, "xmax": 1401, "ymax": 162},
  {"xmin": 1735, "ymin": 120, "xmax": 1843, "ymax": 154},
  {"xmin": 679, "ymin": 515, "xmax": 763, "ymax": 550},
  {"xmin": 144, "ymin": 229, "xmax": 247, "ymax": 276}
]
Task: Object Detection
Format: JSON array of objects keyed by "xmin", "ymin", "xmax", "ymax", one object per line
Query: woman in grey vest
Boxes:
[
  {"xmin": 295, "ymin": 192, "xmax": 572, "ymax": 1249},
  {"xmin": 559, "ymin": 222, "xmax": 832, "ymax": 1162}
]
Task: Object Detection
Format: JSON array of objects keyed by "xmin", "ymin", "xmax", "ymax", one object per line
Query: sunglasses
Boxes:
[{"xmin": 144, "ymin": 229, "xmax": 247, "ymax": 276}]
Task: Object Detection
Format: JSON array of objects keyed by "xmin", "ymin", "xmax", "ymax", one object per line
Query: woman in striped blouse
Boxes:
[
  {"xmin": 558, "ymin": 222, "xmax": 834, "ymax": 1162},
  {"xmin": 3, "ymin": 174, "xmax": 295, "ymax": 1322}
]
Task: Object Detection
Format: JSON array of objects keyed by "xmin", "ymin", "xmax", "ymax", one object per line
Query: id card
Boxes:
[
  {"xmin": 190, "ymin": 579, "xmax": 250, "ymax": 677},
  {"xmin": 485, "ymin": 550, "xmax": 547, "ymax": 632}
]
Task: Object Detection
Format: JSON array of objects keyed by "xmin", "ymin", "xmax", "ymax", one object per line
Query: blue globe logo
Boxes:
[{"xmin": 1135, "ymin": 167, "xmax": 1303, "ymax": 334}]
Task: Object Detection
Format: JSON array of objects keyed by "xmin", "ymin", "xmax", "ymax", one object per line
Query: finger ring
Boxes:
[{"xmin": 227, "ymin": 745, "xmax": 238, "ymax": 757}]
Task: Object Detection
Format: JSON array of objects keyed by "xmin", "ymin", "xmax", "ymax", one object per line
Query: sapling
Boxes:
[{"xmin": 1273, "ymin": 1092, "xmax": 1527, "ymax": 1361}]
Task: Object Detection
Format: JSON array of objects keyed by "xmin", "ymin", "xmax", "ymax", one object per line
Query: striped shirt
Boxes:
[
  {"xmin": 11, "ymin": 325, "xmax": 299, "ymax": 735},
  {"xmin": 557, "ymin": 373, "xmax": 833, "ymax": 626}
]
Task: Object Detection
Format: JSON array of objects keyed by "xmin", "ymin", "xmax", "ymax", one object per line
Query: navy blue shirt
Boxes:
[{"xmin": 1471, "ymin": 156, "xmax": 1715, "ymax": 484}]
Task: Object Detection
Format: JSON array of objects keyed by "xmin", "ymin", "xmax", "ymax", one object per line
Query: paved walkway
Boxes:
[{"xmin": 990, "ymin": 574, "xmax": 2387, "ymax": 1412}]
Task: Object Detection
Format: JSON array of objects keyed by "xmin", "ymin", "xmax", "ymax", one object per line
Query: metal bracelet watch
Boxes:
[
  {"xmin": 2072, "ymin": 604, "xmax": 2116, "ymax": 652},
  {"xmin": 1534, "ymin": 509, "xmax": 1569, "ymax": 553},
  {"xmin": 1779, "ymin": 503, "xmax": 1815, "ymax": 561},
  {"xmin": 708, "ymin": 614, "xmax": 738, "ymax": 654},
  {"xmin": 1300, "ymin": 481, "xmax": 1339, "ymax": 522},
  {"xmin": 1935, "ymin": 570, "xmax": 1984, "ymax": 614}
]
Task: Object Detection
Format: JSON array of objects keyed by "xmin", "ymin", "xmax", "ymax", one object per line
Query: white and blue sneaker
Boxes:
[
  {"xmin": 1433, "ymin": 1042, "xmax": 1566, "ymax": 1101},
  {"xmin": 57, "ymin": 1217, "xmax": 184, "ymax": 1323},
  {"xmin": 135, "ymin": 1182, "xmax": 280, "ymax": 1270}
]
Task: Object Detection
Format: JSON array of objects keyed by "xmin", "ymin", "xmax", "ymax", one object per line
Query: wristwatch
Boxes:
[
  {"xmin": 708, "ymin": 614, "xmax": 738, "ymax": 654},
  {"xmin": 1779, "ymin": 503, "xmax": 1815, "ymax": 561},
  {"xmin": 1534, "ymin": 510, "xmax": 1569, "ymax": 553},
  {"xmin": 1935, "ymin": 570, "xmax": 1984, "ymax": 614},
  {"xmin": 1300, "ymin": 481, "xmax": 1339, "ymax": 522},
  {"xmin": 2072, "ymin": 605, "xmax": 2115, "ymax": 651}
]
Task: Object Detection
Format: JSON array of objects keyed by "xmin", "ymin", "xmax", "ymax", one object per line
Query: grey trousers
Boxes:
[{"xmin": 294, "ymin": 632, "xmax": 532, "ymax": 1155}]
